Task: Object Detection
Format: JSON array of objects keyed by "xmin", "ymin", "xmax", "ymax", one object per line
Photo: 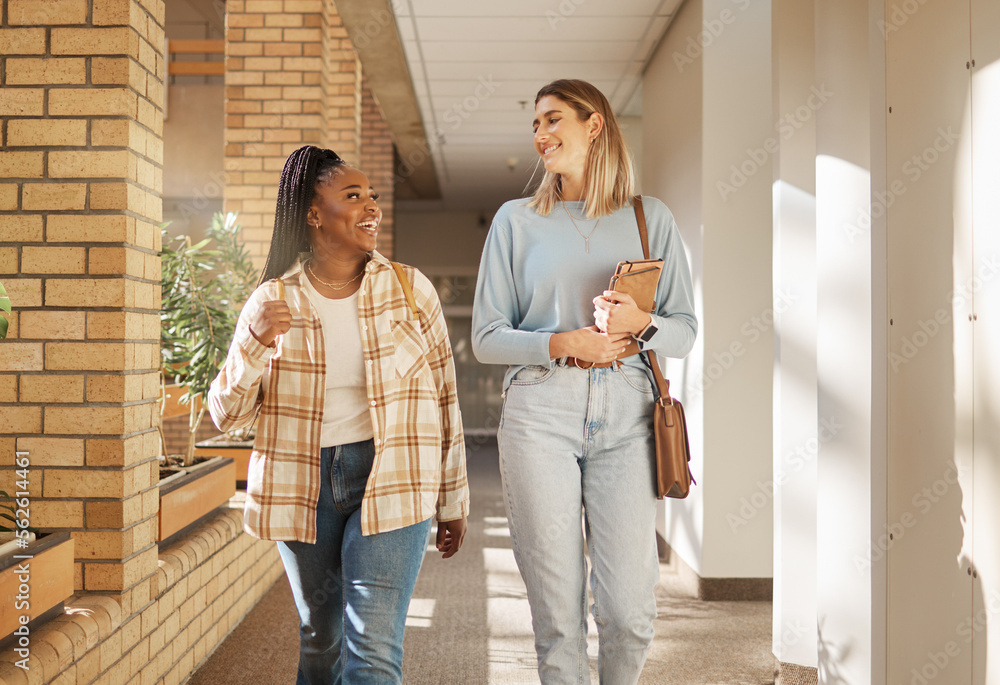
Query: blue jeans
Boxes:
[
  {"xmin": 276, "ymin": 440, "xmax": 432, "ymax": 685},
  {"xmin": 498, "ymin": 362, "xmax": 660, "ymax": 685}
]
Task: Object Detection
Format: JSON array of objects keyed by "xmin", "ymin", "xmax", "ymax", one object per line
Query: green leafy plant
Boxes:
[
  {"xmin": 160, "ymin": 212, "xmax": 257, "ymax": 466},
  {"xmin": 0, "ymin": 491, "xmax": 18, "ymax": 533},
  {"xmin": 0, "ymin": 280, "xmax": 10, "ymax": 340},
  {"xmin": 0, "ymin": 490, "xmax": 37, "ymax": 537}
]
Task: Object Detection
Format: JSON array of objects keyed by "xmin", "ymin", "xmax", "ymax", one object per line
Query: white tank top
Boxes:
[{"xmin": 300, "ymin": 275, "xmax": 375, "ymax": 447}]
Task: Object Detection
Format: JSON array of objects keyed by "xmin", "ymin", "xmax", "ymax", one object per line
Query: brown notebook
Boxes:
[{"xmin": 608, "ymin": 258, "xmax": 663, "ymax": 359}]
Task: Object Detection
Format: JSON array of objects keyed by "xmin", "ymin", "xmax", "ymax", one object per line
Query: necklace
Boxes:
[
  {"xmin": 307, "ymin": 259, "xmax": 365, "ymax": 291},
  {"xmin": 562, "ymin": 201, "xmax": 601, "ymax": 253}
]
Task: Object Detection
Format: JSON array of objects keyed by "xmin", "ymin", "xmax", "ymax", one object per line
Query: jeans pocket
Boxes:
[
  {"xmin": 618, "ymin": 364, "xmax": 655, "ymax": 395},
  {"xmin": 509, "ymin": 364, "xmax": 556, "ymax": 386}
]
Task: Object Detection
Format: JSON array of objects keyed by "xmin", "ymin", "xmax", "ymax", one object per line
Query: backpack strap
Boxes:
[{"xmin": 391, "ymin": 261, "xmax": 420, "ymax": 319}]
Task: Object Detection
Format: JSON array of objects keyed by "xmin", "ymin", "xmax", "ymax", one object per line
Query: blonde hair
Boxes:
[{"xmin": 528, "ymin": 79, "xmax": 635, "ymax": 218}]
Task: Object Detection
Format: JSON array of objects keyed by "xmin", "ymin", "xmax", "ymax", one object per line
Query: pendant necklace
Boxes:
[
  {"xmin": 562, "ymin": 201, "xmax": 601, "ymax": 253},
  {"xmin": 307, "ymin": 259, "xmax": 365, "ymax": 291}
]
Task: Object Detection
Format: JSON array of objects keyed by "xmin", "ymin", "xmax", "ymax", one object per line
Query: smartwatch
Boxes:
[{"xmin": 635, "ymin": 319, "xmax": 658, "ymax": 344}]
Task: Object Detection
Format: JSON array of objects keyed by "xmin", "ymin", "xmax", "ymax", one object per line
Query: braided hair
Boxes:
[{"xmin": 257, "ymin": 145, "xmax": 346, "ymax": 285}]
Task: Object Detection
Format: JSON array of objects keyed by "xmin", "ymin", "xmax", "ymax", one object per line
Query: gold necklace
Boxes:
[
  {"xmin": 562, "ymin": 201, "xmax": 601, "ymax": 253},
  {"xmin": 307, "ymin": 259, "xmax": 365, "ymax": 291}
]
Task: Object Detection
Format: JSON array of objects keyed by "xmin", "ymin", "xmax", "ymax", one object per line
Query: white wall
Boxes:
[
  {"xmin": 814, "ymin": 0, "xmax": 886, "ymax": 681},
  {"xmin": 771, "ymin": 0, "xmax": 817, "ymax": 669},
  {"xmin": 699, "ymin": 0, "xmax": 774, "ymax": 581},
  {"xmin": 643, "ymin": 0, "xmax": 774, "ymax": 580},
  {"xmin": 394, "ymin": 210, "xmax": 489, "ymax": 271},
  {"xmin": 642, "ymin": 0, "xmax": 705, "ymax": 574}
]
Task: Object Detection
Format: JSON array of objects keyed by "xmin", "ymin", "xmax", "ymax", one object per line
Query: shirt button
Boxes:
[
  {"xmin": 360, "ymin": 289, "xmax": 366, "ymax": 295},
  {"xmin": 366, "ymin": 360, "xmax": 373, "ymax": 366},
  {"xmin": 362, "ymin": 325, "xmax": 368, "ymax": 331},
  {"xmin": 370, "ymin": 400, "xmax": 376, "ymax": 406}
]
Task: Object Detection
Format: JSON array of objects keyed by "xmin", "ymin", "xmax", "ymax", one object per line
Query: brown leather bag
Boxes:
[{"xmin": 632, "ymin": 197, "xmax": 695, "ymax": 499}]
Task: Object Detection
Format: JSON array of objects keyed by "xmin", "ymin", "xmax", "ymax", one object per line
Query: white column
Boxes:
[
  {"xmin": 814, "ymin": 0, "xmax": 887, "ymax": 681},
  {"xmin": 772, "ymin": 0, "xmax": 818, "ymax": 669}
]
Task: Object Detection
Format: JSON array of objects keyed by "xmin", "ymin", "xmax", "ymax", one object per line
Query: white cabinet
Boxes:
[{"xmin": 886, "ymin": 0, "xmax": 1000, "ymax": 682}]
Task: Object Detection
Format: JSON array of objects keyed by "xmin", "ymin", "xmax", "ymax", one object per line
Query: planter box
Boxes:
[
  {"xmin": 0, "ymin": 532, "xmax": 74, "ymax": 643},
  {"xmin": 195, "ymin": 434, "xmax": 254, "ymax": 486},
  {"xmin": 158, "ymin": 456, "xmax": 236, "ymax": 543}
]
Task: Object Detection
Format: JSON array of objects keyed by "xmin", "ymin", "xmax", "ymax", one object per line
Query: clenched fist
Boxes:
[{"xmin": 248, "ymin": 300, "xmax": 291, "ymax": 347}]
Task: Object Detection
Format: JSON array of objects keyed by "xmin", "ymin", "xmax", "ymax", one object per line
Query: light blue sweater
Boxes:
[{"xmin": 472, "ymin": 196, "xmax": 698, "ymax": 389}]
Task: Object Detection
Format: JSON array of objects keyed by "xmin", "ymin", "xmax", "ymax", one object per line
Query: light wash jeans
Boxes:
[
  {"xmin": 498, "ymin": 361, "xmax": 660, "ymax": 685},
  {"xmin": 276, "ymin": 440, "xmax": 433, "ymax": 685}
]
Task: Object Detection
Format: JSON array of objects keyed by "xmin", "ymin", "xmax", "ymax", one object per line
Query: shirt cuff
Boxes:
[{"xmin": 239, "ymin": 327, "xmax": 276, "ymax": 366}]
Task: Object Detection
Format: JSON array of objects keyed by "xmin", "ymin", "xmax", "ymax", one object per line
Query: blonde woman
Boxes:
[{"xmin": 472, "ymin": 79, "xmax": 697, "ymax": 683}]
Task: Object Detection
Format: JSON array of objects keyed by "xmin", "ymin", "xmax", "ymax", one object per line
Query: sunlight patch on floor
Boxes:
[{"xmin": 405, "ymin": 597, "xmax": 435, "ymax": 628}]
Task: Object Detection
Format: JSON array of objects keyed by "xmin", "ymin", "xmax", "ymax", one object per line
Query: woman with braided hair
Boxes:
[{"xmin": 208, "ymin": 145, "xmax": 469, "ymax": 684}]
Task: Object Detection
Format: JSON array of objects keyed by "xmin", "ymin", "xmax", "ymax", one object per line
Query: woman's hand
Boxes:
[
  {"xmin": 593, "ymin": 291, "xmax": 651, "ymax": 336},
  {"xmin": 437, "ymin": 517, "xmax": 467, "ymax": 559},
  {"xmin": 248, "ymin": 300, "xmax": 292, "ymax": 347},
  {"xmin": 549, "ymin": 326, "xmax": 633, "ymax": 364}
]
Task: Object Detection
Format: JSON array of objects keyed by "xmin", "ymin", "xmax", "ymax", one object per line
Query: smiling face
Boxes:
[
  {"xmin": 532, "ymin": 94, "xmax": 601, "ymax": 179},
  {"xmin": 306, "ymin": 166, "xmax": 381, "ymax": 262}
]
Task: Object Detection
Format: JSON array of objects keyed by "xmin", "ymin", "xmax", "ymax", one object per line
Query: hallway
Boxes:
[{"xmin": 186, "ymin": 439, "xmax": 775, "ymax": 685}]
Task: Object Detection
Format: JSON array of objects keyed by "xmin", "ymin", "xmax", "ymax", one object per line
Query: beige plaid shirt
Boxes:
[{"xmin": 208, "ymin": 252, "xmax": 469, "ymax": 542}]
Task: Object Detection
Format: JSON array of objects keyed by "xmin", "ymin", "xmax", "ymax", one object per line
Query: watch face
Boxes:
[{"xmin": 639, "ymin": 324, "xmax": 657, "ymax": 342}]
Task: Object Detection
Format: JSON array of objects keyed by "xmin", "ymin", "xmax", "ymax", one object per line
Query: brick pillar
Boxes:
[
  {"xmin": 360, "ymin": 82, "xmax": 394, "ymax": 258},
  {"xmin": 0, "ymin": 0, "xmax": 165, "ymax": 614},
  {"xmin": 224, "ymin": 0, "xmax": 362, "ymax": 270}
]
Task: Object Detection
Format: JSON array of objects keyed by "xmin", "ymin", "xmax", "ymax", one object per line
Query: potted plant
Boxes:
[
  {"xmin": 156, "ymin": 212, "xmax": 256, "ymax": 542},
  {"xmin": 160, "ymin": 211, "xmax": 257, "ymax": 465},
  {"xmin": 0, "ymin": 280, "xmax": 10, "ymax": 339}
]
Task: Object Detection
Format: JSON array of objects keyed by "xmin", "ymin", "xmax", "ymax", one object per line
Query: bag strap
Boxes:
[
  {"xmin": 632, "ymin": 196, "xmax": 672, "ymax": 404},
  {"xmin": 634, "ymin": 195, "xmax": 650, "ymax": 260},
  {"xmin": 391, "ymin": 261, "xmax": 420, "ymax": 319}
]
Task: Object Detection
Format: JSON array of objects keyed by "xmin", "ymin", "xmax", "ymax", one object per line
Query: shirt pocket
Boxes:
[{"xmin": 389, "ymin": 318, "xmax": 429, "ymax": 380}]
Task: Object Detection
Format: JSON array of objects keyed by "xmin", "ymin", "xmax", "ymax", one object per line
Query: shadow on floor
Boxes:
[{"xmin": 187, "ymin": 438, "xmax": 776, "ymax": 684}]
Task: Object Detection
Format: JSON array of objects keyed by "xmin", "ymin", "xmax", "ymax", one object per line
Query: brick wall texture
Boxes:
[
  {"xmin": 0, "ymin": 0, "xmax": 167, "ymax": 606},
  {"xmin": 0, "ymin": 509, "xmax": 283, "ymax": 685},
  {"xmin": 224, "ymin": 0, "xmax": 363, "ymax": 269},
  {"xmin": 0, "ymin": 0, "xmax": 402, "ymax": 681},
  {"xmin": 361, "ymin": 80, "xmax": 394, "ymax": 258},
  {"xmin": 224, "ymin": 1, "xmax": 395, "ymax": 267}
]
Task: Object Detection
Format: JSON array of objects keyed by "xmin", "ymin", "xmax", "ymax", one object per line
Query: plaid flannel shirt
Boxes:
[{"xmin": 208, "ymin": 251, "xmax": 469, "ymax": 541}]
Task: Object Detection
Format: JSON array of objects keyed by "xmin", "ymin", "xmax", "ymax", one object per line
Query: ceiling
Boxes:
[{"xmin": 389, "ymin": 0, "xmax": 684, "ymax": 213}]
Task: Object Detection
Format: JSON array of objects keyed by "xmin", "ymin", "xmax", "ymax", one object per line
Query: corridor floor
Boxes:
[{"xmin": 186, "ymin": 438, "xmax": 776, "ymax": 685}]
